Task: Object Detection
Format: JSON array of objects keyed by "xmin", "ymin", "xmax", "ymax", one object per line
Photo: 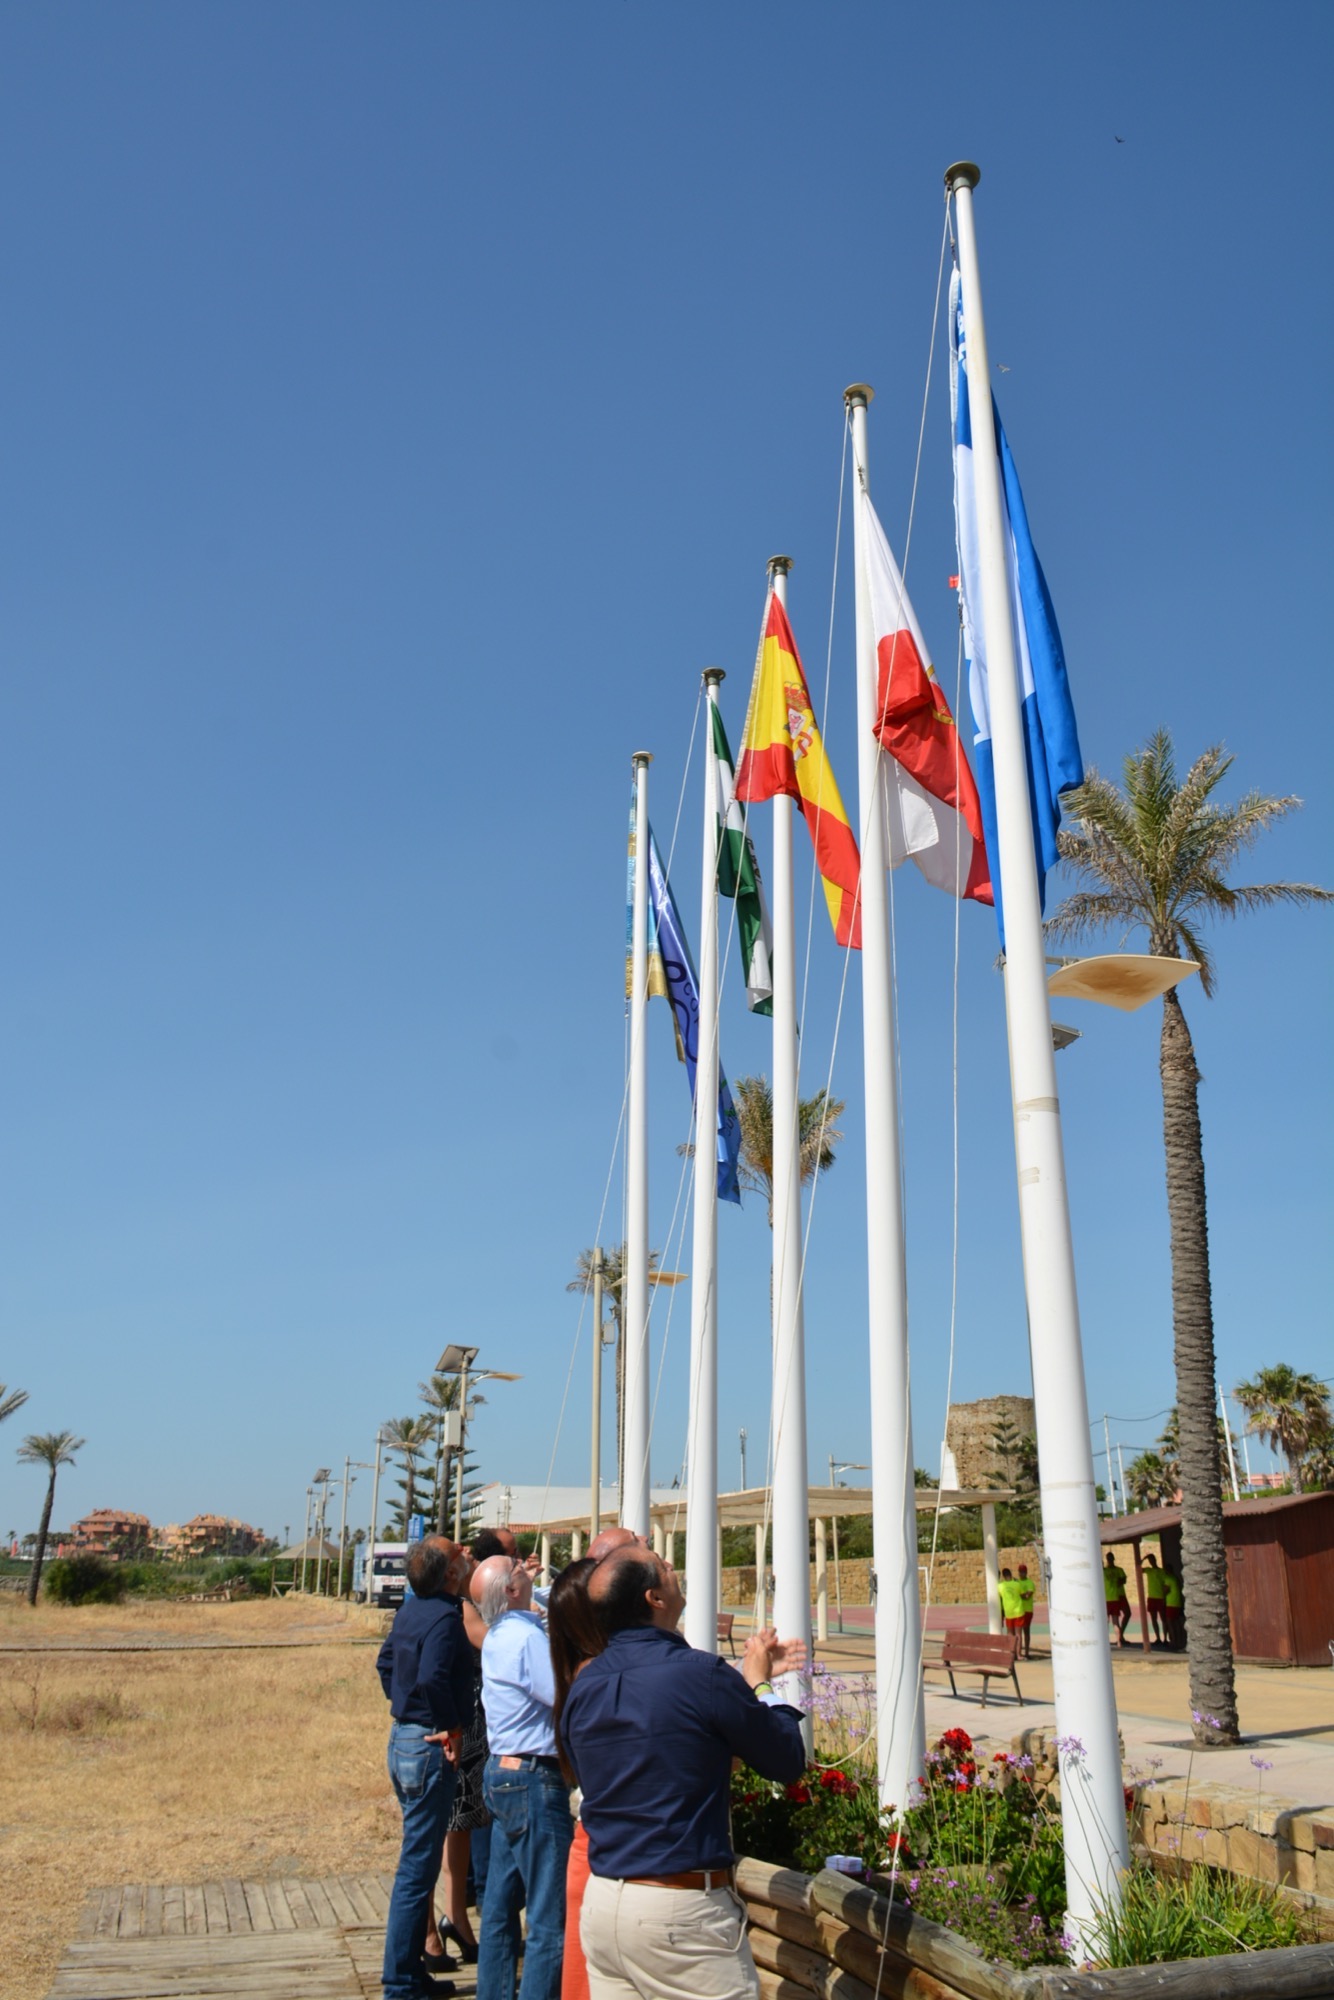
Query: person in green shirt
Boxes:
[
  {"xmin": 1103, "ymin": 1551, "xmax": 1130, "ymax": 1648},
  {"xmin": 1162, "ymin": 1568, "xmax": 1184, "ymax": 1649},
  {"xmin": 1142, "ymin": 1552, "xmax": 1167, "ymax": 1645},
  {"xmin": 997, "ymin": 1567, "xmax": 1026, "ymax": 1643},
  {"xmin": 1015, "ymin": 1563, "xmax": 1036, "ymax": 1659}
]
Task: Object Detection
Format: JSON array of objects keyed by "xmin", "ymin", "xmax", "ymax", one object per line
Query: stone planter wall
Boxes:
[
  {"xmin": 1134, "ymin": 1779, "xmax": 1334, "ymax": 1903},
  {"xmin": 737, "ymin": 1857, "xmax": 1334, "ymax": 2000}
]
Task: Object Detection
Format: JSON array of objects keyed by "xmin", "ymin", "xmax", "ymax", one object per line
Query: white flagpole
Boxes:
[
  {"xmin": 685, "ymin": 671, "xmax": 725, "ymax": 1651},
  {"xmin": 945, "ymin": 162, "xmax": 1127, "ymax": 1946},
  {"xmin": 684, "ymin": 680, "xmax": 724, "ymax": 1648},
  {"xmin": 767, "ymin": 556, "xmax": 813, "ymax": 1737},
  {"xmin": 845, "ymin": 388, "xmax": 927, "ymax": 1810},
  {"xmin": 623, "ymin": 749, "xmax": 653, "ymax": 1538}
]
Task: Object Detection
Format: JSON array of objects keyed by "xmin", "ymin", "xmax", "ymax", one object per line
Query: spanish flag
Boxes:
[{"xmin": 735, "ymin": 594, "xmax": 862, "ymax": 950}]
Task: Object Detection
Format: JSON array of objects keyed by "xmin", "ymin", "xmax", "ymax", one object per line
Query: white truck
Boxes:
[{"xmin": 366, "ymin": 1542, "xmax": 409, "ymax": 1608}]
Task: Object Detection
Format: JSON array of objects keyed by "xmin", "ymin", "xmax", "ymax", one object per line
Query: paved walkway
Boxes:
[
  {"xmin": 804, "ymin": 1610, "xmax": 1334, "ymax": 1804},
  {"xmin": 48, "ymin": 1875, "xmax": 476, "ymax": 2000}
]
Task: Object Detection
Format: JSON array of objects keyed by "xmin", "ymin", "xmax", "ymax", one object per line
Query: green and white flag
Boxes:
[{"xmin": 711, "ymin": 700, "xmax": 774, "ymax": 1016}]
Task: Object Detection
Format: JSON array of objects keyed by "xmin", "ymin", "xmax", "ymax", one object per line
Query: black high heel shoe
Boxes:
[{"xmin": 438, "ymin": 1918, "xmax": 479, "ymax": 1965}]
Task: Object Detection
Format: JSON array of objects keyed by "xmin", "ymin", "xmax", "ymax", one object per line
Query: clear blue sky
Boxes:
[{"xmin": 2, "ymin": 5, "xmax": 1330, "ymax": 1544}]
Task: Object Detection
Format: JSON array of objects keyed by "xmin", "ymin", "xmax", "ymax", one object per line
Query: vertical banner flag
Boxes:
[
  {"xmin": 710, "ymin": 702, "xmax": 774, "ymax": 1014},
  {"xmin": 626, "ymin": 791, "xmax": 742, "ymax": 1204},
  {"xmin": 735, "ymin": 593, "xmax": 863, "ymax": 949},
  {"xmin": 860, "ymin": 484, "xmax": 993, "ymax": 905},
  {"xmin": 949, "ymin": 268, "xmax": 1083, "ymax": 936}
]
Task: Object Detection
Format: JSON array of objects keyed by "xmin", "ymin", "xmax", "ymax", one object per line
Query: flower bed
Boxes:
[
  {"xmin": 737, "ymin": 1858, "xmax": 1334, "ymax": 2000},
  {"xmin": 733, "ymin": 1715, "xmax": 1329, "ymax": 1982}
]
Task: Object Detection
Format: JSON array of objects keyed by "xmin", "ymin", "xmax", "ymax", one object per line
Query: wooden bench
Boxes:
[
  {"xmin": 717, "ymin": 1612, "xmax": 737, "ymax": 1656},
  {"xmin": 941, "ymin": 1631, "xmax": 1023, "ymax": 1707}
]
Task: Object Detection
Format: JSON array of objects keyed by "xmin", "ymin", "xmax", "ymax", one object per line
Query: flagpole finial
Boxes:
[
  {"xmin": 843, "ymin": 384, "xmax": 874, "ymax": 409},
  {"xmin": 766, "ymin": 555, "xmax": 793, "ymax": 578},
  {"xmin": 944, "ymin": 160, "xmax": 980, "ymax": 193},
  {"xmin": 702, "ymin": 667, "xmax": 725, "ymax": 689},
  {"xmin": 632, "ymin": 750, "xmax": 652, "ymax": 768}
]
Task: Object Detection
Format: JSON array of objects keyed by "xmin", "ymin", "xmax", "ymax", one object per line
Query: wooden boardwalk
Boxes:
[{"xmin": 48, "ymin": 1875, "xmax": 478, "ymax": 1999}]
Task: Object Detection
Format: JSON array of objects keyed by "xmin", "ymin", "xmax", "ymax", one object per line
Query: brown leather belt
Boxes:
[{"xmin": 622, "ymin": 1867, "xmax": 736, "ymax": 1891}]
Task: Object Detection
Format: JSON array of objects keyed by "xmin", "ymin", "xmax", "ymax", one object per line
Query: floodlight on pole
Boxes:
[
  {"xmin": 436, "ymin": 1345, "xmax": 522, "ymax": 1539},
  {"xmin": 1045, "ymin": 953, "xmax": 1200, "ymax": 1011}
]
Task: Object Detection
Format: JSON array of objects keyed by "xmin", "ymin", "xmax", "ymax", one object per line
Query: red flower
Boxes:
[
  {"xmin": 884, "ymin": 1832, "xmax": 911, "ymax": 1856},
  {"xmin": 939, "ymin": 1728, "xmax": 974, "ymax": 1757},
  {"xmin": 785, "ymin": 1782, "xmax": 811, "ymax": 1804},
  {"xmin": 819, "ymin": 1769, "xmax": 855, "ymax": 1795}
]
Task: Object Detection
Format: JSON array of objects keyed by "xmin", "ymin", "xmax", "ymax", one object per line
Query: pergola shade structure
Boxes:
[{"xmin": 533, "ymin": 1485, "xmax": 1020, "ymax": 1641}]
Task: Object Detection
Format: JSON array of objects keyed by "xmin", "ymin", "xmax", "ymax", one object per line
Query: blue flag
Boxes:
[
  {"xmin": 626, "ymin": 792, "xmax": 741, "ymax": 1205},
  {"xmin": 949, "ymin": 269, "xmax": 1083, "ymax": 942}
]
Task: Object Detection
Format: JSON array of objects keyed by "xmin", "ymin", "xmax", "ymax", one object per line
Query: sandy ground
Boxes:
[{"xmin": 0, "ymin": 1595, "xmax": 399, "ymax": 2000}]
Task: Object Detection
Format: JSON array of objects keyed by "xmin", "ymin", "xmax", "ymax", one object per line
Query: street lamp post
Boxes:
[
  {"xmin": 590, "ymin": 1251, "xmax": 604, "ymax": 1539},
  {"xmin": 336, "ymin": 1456, "xmax": 355, "ymax": 1600},
  {"xmin": 437, "ymin": 1344, "xmax": 522, "ymax": 1543},
  {"xmin": 300, "ymin": 1487, "xmax": 313, "ymax": 1593}
]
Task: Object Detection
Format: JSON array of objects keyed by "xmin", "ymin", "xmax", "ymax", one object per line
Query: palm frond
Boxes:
[{"xmin": 1043, "ymin": 889, "xmax": 1143, "ymax": 945}]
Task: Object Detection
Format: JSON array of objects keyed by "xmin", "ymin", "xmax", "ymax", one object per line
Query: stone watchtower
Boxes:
[{"xmin": 944, "ymin": 1395, "xmax": 1036, "ymax": 1490}]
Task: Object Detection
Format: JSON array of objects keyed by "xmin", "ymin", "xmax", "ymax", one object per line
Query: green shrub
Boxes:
[
  {"xmin": 41, "ymin": 1555, "xmax": 125, "ymax": 1604},
  {"xmin": 1087, "ymin": 1861, "xmax": 1313, "ymax": 1965}
]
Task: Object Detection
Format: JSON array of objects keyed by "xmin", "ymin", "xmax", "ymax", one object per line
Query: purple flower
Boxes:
[
  {"xmin": 1055, "ymin": 1734, "xmax": 1086, "ymax": 1761},
  {"xmin": 1251, "ymin": 1755, "xmax": 1274, "ymax": 1772}
]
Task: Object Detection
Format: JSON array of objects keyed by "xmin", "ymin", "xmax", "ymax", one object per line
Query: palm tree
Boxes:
[
  {"xmin": 1156, "ymin": 1406, "xmax": 1235, "ymax": 1494},
  {"xmin": 1, "ymin": 1384, "xmax": 29, "ymax": 1426},
  {"xmin": 567, "ymin": 1246, "xmax": 676, "ymax": 1499},
  {"xmin": 1125, "ymin": 1450, "xmax": 1177, "ymax": 1511},
  {"xmin": 18, "ymin": 1431, "xmax": 84, "ymax": 1605},
  {"xmin": 1233, "ymin": 1365, "xmax": 1330, "ymax": 1493},
  {"xmin": 379, "ymin": 1418, "xmax": 434, "ymax": 1533},
  {"xmin": 727, "ymin": 1074, "xmax": 846, "ymax": 1225},
  {"xmin": 1047, "ymin": 731, "xmax": 1332, "ymax": 1743}
]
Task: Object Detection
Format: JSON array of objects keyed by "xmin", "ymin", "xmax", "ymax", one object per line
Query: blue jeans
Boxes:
[
  {"xmin": 477, "ymin": 1756, "xmax": 573, "ymax": 2000},
  {"xmin": 382, "ymin": 1722, "xmax": 457, "ymax": 1999}
]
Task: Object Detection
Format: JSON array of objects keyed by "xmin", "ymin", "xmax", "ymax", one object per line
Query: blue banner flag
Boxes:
[
  {"xmin": 626, "ymin": 791, "xmax": 741, "ymax": 1205},
  {"xmin": 950, "ymin": 268, "xmax": 1084, "ymax": 941}
]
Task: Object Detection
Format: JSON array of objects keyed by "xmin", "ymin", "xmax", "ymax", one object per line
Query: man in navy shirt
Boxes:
[
  {"xmin": 376, "ymin": 1537, "xmax": 475, "ymax": 2000},
  {"xmin": 562, "ymin": 1546, "xmax": 806, "ymax": 2000}
]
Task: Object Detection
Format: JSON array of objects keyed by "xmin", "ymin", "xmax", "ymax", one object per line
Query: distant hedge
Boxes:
[{"xmin": 42, "ymin": 1554, "xmax": 126, "ymax": 1604}]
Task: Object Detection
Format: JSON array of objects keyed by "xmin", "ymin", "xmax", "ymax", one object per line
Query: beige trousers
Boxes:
[{"xmin": 580, "ymin": 1874, "xmax": 759, "ymax": 2000}]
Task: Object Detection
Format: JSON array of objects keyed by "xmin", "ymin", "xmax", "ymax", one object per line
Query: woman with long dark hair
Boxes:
[{"xmin": 547, "ymin": 1557, "xmax": 605, "ymax": 2000}]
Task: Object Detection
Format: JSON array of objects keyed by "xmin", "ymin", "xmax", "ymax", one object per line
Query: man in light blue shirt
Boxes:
[{"xmin": 471, "ymin": 1554, "xmax": 571, "ymax": 2000}]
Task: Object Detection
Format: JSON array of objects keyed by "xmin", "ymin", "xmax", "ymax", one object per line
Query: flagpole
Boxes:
[
  {"xmin": 945, "ymin": 161, "xmax": 1127, "ymax": 1946},
  {"xmin": 685, "ymin": 671, "xmax": 724, "ymax": 1652},
  {"xmin": 845, "ymin": 388, "xmax": 927, "ymax": 1810},
  {"xmin": 766, "ymin": 556, "xmax": 814, "ymax": 1736},
  {"xmin": 623, "ymin": 749, "xmax": 653, "ymax": 1538}
]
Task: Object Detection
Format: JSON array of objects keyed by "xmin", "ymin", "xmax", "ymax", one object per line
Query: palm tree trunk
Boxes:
[
  {"xmin": 1160, "ymin": 986, "xmax": 1239, "ymax": 1743},
  {"xmin": 26, "ymin": 1469, "xmax": 57, "ymax": 1606}
]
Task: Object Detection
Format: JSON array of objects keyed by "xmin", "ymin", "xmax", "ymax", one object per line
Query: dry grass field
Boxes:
[{"xmin": 0, "ymin": 1595, "xmax": 401, "ymax": 2000}]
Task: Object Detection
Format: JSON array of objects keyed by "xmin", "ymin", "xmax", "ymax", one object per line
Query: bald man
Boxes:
[
  {"xmin": 563, "ymin": 1547, "xmax": 806, "ymax": 2000},
  {"xmin": 587, "ymin": 1525, "xmax": 644, "ymax": 1562},
  {"xmin": 470, "ymin": 1555, "xmax": 570, "ymax": 2000}
]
